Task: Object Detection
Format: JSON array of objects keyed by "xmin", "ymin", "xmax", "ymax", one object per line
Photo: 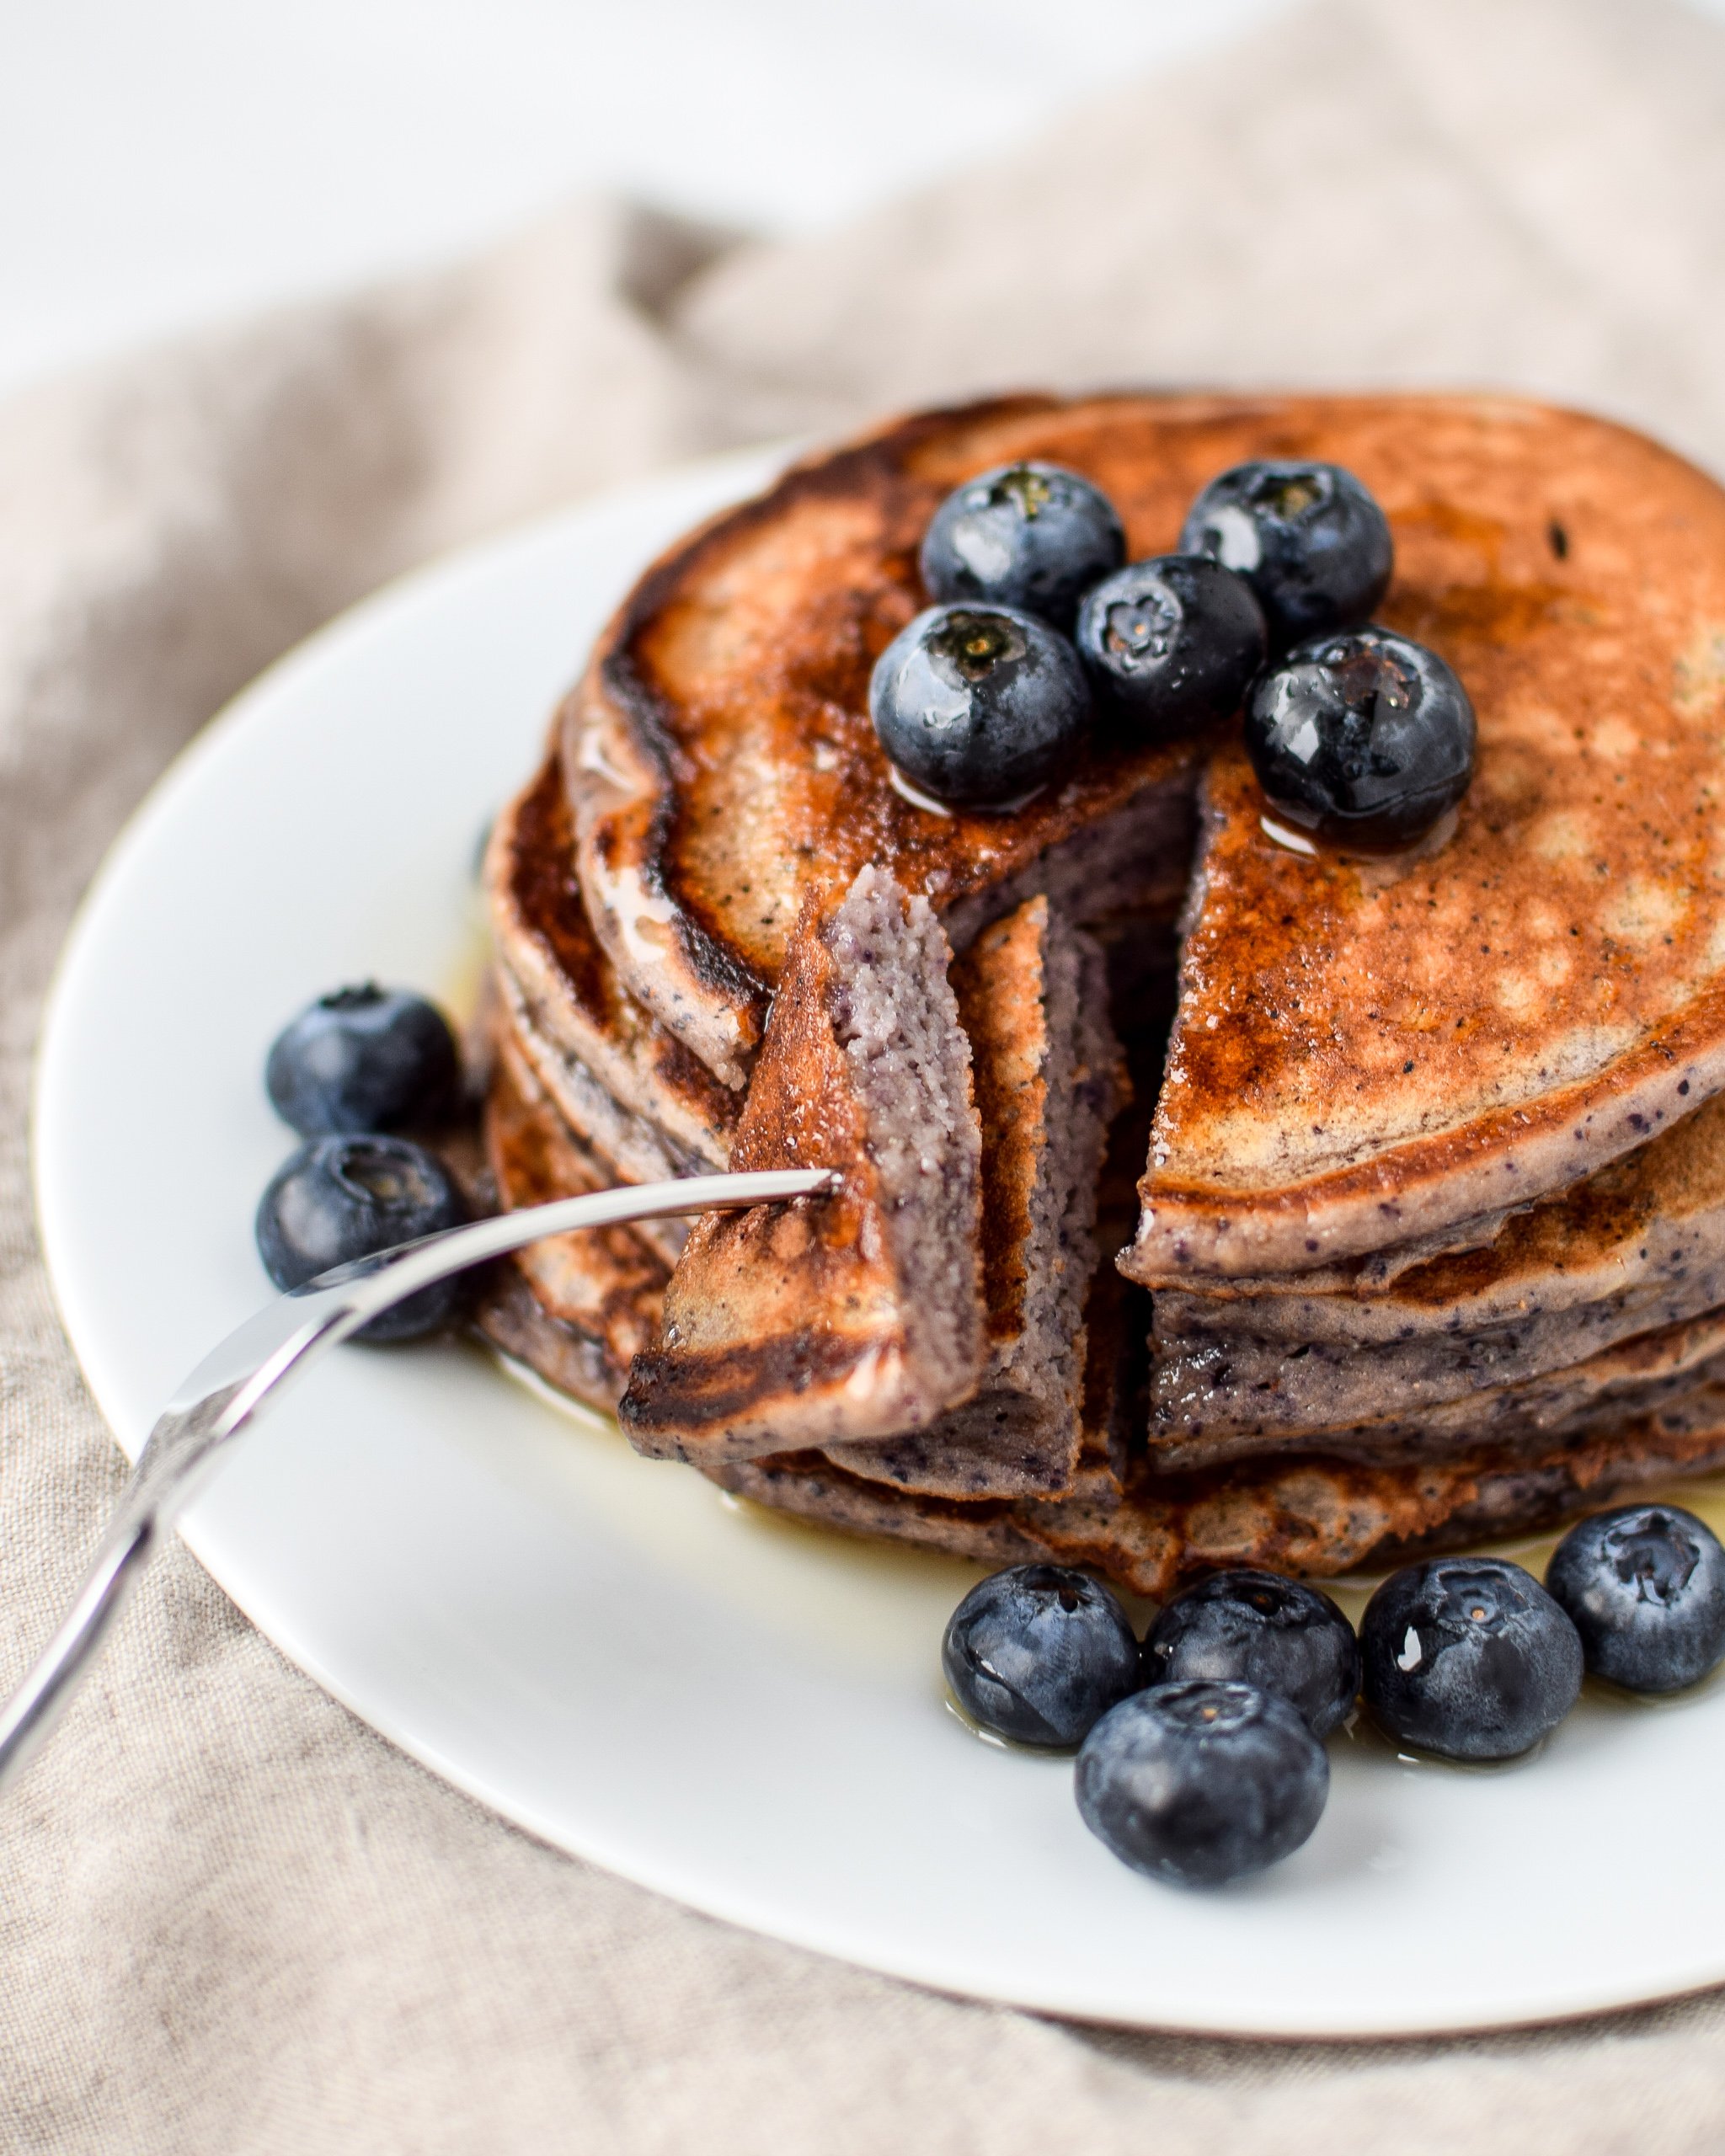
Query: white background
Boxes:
[
  {"xmin": 5, "ymin": 0, "xmax": 1725, "ymax": 405},
  {"xmin": 0, "ymin": 0, "xmax": 1289, "ymax": 397}
]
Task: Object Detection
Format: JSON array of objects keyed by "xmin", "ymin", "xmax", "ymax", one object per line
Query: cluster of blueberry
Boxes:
[
  {"xmin": 254, "ymin": 985, "xmax": 472, "ymax": 1339},
  {"xmin": 872, "ymin": 456, "xmax": 1477, "ymax": 851},
  {"xmin": 945, "ymin": 1510, "xmax": 1725, "ymax": 1888}
]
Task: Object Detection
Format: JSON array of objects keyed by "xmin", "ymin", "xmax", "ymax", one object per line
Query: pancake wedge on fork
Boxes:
[{"xmin": 620, "ymin": 867, "xmax": 987, "ymax": 1460}]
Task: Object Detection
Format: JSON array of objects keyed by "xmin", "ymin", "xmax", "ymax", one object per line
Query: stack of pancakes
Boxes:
[{"xmin": 476, "ymin": 392, "xmax": 1725, "ymax": 1598}]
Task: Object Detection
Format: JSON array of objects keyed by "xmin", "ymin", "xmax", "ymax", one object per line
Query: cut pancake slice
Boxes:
[
  {"xmin": 486, "ymin": 755, "xmax": 741, "ymax": 1169},
  {"xmin": 1110, "ymin": 398, "xmax": 1725, "ymax": 1282},
  {"xmin": 834, "ymin": 896, "xmax": 1124, "ymax": 1499},
  {"xmin": 473, "ymin": 1021, "xmax": 671, "ymax": 1412},
  {"xmin": 619, "ymin": 867, "xmax": 985, "ymax": 1463}
]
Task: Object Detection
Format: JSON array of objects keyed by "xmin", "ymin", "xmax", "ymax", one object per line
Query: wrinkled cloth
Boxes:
[{"xmin": 7, "ymin": 0, "xmax": 1725, "ymax": 2147}]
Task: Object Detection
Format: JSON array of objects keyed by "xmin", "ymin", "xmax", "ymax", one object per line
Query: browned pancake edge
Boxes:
[
  {"xmin": 712, "ymin": 1412, "xmax": 1725, "ymax": 1604},
  {"xmin": 485, "ymin": 755, "xmax": 741, "ymax": 1165},
  {"xmin": 567, "ymin": 393, "xmax": 1206, "ymax": 1085}
]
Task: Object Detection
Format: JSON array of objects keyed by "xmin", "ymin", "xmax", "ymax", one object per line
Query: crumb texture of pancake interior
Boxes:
[
  {"xmin": 619, "ymin": 866, "xmax": 985, "ymax": 1462},
  {"xmin": 835, "ymin": 897, "xmax": 1124, "ymax": 1500}
]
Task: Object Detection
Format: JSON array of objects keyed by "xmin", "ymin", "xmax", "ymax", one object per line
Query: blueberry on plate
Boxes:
[
  {"xmin": 1546, "ymin": 1504, "xmax": 1725, "ymax": 1694},
  {"xmin": 1076, "ymin": 1680, "xmax": 1328, "ymax": 1887},
  {"xmin": 265, "ymin": 984, "xmax": 461, "ymax": 1137},
  {"xmin": 870, "ymin": 603, "xmax": 1091, "ymax": 808},
  {"xmin": 1143, "ymin": 1567, "xmax": 1360, "ymax": 1737},
  {"xmin": 255, "ymin": 1134, "xmax": 469, "ymax": 1342},
  {"xmin": 1360, "ymin": 1557, "xmax": 1583, "ymax": 1761},
  {"xmin": 1245, "ymin": 625, "xmax": 1476, "ymax": 851},
  {"xmin": 1179, "ymin": 460, "xmax": 1391, "ymax": 651},
  {"xmin": 942, "ymin": 1564, "xmax": 1141, "ymax": 1748},
  {"xmin": 1074, "ymin": 556, "xmax": 1266, "ymax": 738},
  {"xmin": 920, "ymin": 462, "xmax": 1125, "ymax": 629}
]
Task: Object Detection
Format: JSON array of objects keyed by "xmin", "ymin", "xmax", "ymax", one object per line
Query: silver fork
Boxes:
[{"xmin": 0, "ymin": 1167, "xmax": 835, "ymax": 1793}]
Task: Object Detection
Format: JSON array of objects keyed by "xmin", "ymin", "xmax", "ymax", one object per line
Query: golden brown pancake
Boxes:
[
  {"xmin": 484, "ymin": 387, "xmax": 1725, "ymax": 1580},
  {"xmin": 1151, "ymin": 1089, "xmax": 1725, "ymax": 1433},
  {"xmin": 1120, "ymin": 399, "xmax": 1725, "ymax": 1278},
  {"xmin": 713, "ymin": 1412, "xmax": 1725, "ymax": 1605},
  {"xmin": 1156, "ymin": 1088, "xmax": 1725, "ymax": 1336}
]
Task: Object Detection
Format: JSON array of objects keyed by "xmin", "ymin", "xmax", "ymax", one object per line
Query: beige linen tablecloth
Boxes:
[{"xmin": 7, "ymin": 0, "xmax": 1725, "ymax": 2145}]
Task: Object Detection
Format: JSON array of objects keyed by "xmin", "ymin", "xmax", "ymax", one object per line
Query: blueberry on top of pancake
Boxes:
[
  {"xmin": 1245, "ymin": 624, "xmax": 1476, "ymax": 849},
  {"xmin": 921, "ymin": 459, "xmax": 1124, "ymax": 628},
  {"xmin": 869, "ymin": 601, "xmax": 1091, "ymax": 808},
  {"xmin": 1180, "ymin": 457, "xmax": 1392, "ymax": 651},
  {"xmin": 1076, "ymin": 554, "xmax": 1266, "ymax": 738}
]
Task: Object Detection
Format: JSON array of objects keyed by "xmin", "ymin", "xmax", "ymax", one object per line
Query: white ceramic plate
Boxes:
[{"xmin": 34, "ymin": 446, "xmax": 1725, "ymax": 2037}]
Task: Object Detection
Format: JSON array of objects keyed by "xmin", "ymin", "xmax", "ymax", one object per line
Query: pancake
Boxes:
[
  {"xmin": 1120, "ymin": 400, "xmax": 1725, "ymax": 1280},
  {"xmin": 475, "ymin": 1006, "xmax": 1725, "ymax": 1598},
  {"xmin": 621, "ymin": 867, "xmax": 986, "ymax": 1460},
  {"xmin": 1151, "ymin": 1089, "xmax": 1725, "ymax": 1429},
  {"xmin": 1151, "ymin": 1301, "xmax": 1725, "ymax": 1470},
  {"xmin": 493, "ymin": 962, "xmax": 697, "ymax": 1190},
  {"xmin": 479, "ymin": 387, "xmax": 1725, "ymax": 1583},
  {"xmin": 1156, "ymin": 1087, "xmax": 1725, "ymax": 1338}
]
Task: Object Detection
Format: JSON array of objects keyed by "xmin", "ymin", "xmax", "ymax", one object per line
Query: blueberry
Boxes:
[
  {"xmin": 921, "ymin": 462, "xmax": 1125, "ymax": 629},
  {"xmin": 265, "ymin": 984, "xmax": 460, "ymax": 1138},
  {"xmin": 1546, "ymin": 1505, "xmax": 1725, "ymax": 1694},
  {"xmin": 870, "ymin": 604, "xmax": 1091, "ymax": 808},
  {"xmin": 1360, "ymin": 1557, "xmax": 1583, "ymax": 1761},
  {"xmin": 255, "ymin": 1134, "xmax": 469, "ymax": 1341},
  {"xmin": 1076, "ymin": 1681, "xmax": 1328, "ymax": 1887},
  {"xmin": 1245, "ymin": 626, "xmax": 1476, "ymax": 850},
  {"xmin": 1074, "ymin": 556, "xmax": 1266, "ymax": 739},
  {"xmin": 1179, "ymin": 460, "xmax": 1391, "ymax": 651},
  {"xmin": 1143, "ymin": 1568, "xmax": 1360, "ymax": 1737},
  {"xmin": 943, "ymin": 1564, "xmax": 1140, "ymax": 1748}
]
